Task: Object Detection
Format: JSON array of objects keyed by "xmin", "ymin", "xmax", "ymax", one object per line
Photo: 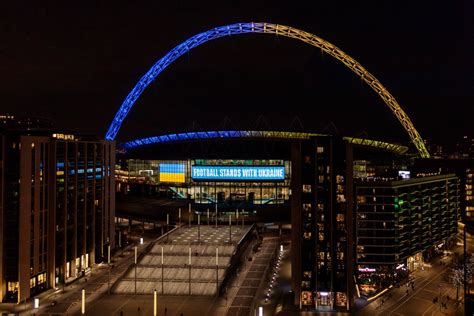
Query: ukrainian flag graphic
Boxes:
[{"xmin": 159, "ymin": 163, "xmax": 186, "ymax": 183}]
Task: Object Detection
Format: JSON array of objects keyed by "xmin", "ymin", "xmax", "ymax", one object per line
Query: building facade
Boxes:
[
  {"xmin": 355, "ymin": 174, "xmax": 459, "ymax": 296},
  {"xmin": 116, "ymin": 159, "xmax": 291, "ymax": 205},
  {"xmin": 291, "ymin": 136, "xmax": 356, "ymax": 312},
  {"xmin": 0, "ymin": 132, "xmax": 115, "ymax": 303}
]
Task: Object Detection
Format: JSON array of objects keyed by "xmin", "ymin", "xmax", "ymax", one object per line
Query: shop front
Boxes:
[{"xmin": 407, "ymin": 252, "xmax": 424, "ymax": 271}]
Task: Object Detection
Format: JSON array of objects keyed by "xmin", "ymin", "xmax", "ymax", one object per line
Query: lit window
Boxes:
[
  {"xmin": 317, "ymin": 147, "xmax": 324, "ymax": 153},
  {"xmin": 336, "ymin": 214, "xmax": 345, "ymax": 222},
  {"xmin": 7, "ymin": 282, "xmax": 18, "ymax": 293},
  {"xmin": 30, "ymin": 277, "xmax": 36, "ymax": 288},
  {"xmin": 303, "ymin": 185, "xmax": 312, "ymax": 193}
]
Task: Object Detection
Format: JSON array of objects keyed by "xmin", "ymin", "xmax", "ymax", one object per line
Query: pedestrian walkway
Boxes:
[
  {"xmin": 226, "ymin": 236, "xmax": 279, "ymax": 316},
  {"xmin": 4, "ymin": 236, "xmax": 154, "ymax": 315}
]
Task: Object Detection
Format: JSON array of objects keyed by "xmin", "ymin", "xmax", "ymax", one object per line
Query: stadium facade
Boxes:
[{"xmin": 116, "ymin": 130, "xmax": 460, "ymax": 312}]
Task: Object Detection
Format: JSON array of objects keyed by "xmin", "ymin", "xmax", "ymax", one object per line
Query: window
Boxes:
[
  {"xmin": 30, "ymin": 277, "xmax": 36, "ymax": 289},
  {"xmin": 336, "ymin": 214, "xmax": 345, "ymax": 222},
  {"xmin": 303, "ymin": 185, "xmax": 312, "ymax": 193},
  {"xmin": 7, "ymin": 282, "xmax": 18, "ymax": 293},
  {"xmin": 37, "ymin": 273, "xmax": 46, "ymax": 284},
  {"xmin": 318, "ymin": 175, "xmax": 325, "ymax": 183},
  {"xmin": 337, "ymin": 194, "xmax": 346, "ymax": 203},
  {"xmin": 317, "ymin": 147, "xmax": 324, "ymax": 153},
  {"xmin": 319, "ymin": 232, "xmax": 324, "ymax": 241}
]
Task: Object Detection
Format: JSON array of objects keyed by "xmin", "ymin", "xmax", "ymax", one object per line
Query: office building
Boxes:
[{"xmin": 0, "ymin": 119, "xmax": 115, "ymax": 303}]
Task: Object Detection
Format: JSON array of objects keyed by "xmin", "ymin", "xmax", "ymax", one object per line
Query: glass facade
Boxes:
[
  {"xmin": 117, "ymin": 159, "xmax": 291, "ymax": 204},
  {"xmin": 355, "ymin": 174, "xmax": 459, "ymax": 297}
]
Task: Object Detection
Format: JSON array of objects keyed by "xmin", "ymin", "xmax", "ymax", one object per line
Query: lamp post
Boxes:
[
  {"xmin": 166, "ymin": 213, "xmax": 169, "ymax": 242},
  {"xmin": 188, "ymin": 203, "xmax": 191, "ymax": 227},
  {"xmin": 108, "ymin": 263, "xmax": 111, "ymax": 294},
  {"xmin": 216, "ymin": 247, "xmax": 219, "ymax": 296},
  {"xmin": 81, "ymin": 288, "xmax": 85, "ymax": 314},
  {"xmin": 463, "ymin": 224, "xmax": 467, "ymax": 305},
  {"xmin": 189, "ymin": 247, "xmax": 192, "ymax": 295},
  {"xmin": 107, "ymin": 244, "xmax": 111, "ymax": 264},
  {"xmin": 178, "ymin": 207, "xmax": 181, "ymax": 227},
  {"xmin": 229, "ymin": 214, "xmax": 232, "ymax": 243},
  {"xmin": 153, "ymin": 288, "xmax": 157, "ymax": 316},
  {"xmin": 207, "ymin": 208, "xmax": 210, "ymax": 226},
  {"xmin": 134, "ymin": 246, "xmax": 138, "ymax": 294},
  {"xmin": 236, "ymin": 209, "xmax": 239, "ymax": 231},
  {"xmin": 215, "ymin": 203, "xmax": 218, "ymax": 228},
  {"xmin": 198, "ymin": 214, "xmax": 201, "ymax": 242},
  {"xmin": 161, "ymin": 246, "xmax": 164, "ymax": 294}
]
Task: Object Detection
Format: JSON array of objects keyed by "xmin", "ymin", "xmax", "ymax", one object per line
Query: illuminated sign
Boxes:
[
  {"xmin": 52, "ymin": 133, "xmax": 75, "ymax": 140},
  {"xmin": 398, "ymin": 170, "xmax": 411, "ymax": 179},
  {"xmin": 191, "ymin": 165, "xmax": 285, "ymax": 181}
]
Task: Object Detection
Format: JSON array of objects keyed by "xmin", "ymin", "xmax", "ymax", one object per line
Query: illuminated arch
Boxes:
[
  {"xmin": 106, "ymin": 22, "xmax": 429, "ymax": 158},
  {"xmin": 120, "ymin": 130, "xmax": 409, "ymax": 156}
]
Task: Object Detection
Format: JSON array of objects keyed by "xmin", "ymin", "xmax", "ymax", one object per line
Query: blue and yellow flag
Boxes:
[{"xmin": 159, "ymin": 163, "xmax": 186, "ymax": 183}]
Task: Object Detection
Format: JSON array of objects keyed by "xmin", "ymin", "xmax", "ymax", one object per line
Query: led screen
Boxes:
[
  {"xmin": 159, "ymin": 163, "xmax": 186, "ymax": 183},
  {"xmin": 191, "ymin": 165, "xmax": 285, "ymax": 181}
]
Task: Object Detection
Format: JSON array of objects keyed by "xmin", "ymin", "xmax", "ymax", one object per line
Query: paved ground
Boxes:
[
  {"xmin": 114, "ymin": 225, "xmax": 251, "ymax": 296},
  {"xmin": 227, "ymin": 236, "xmax": 279, "ymax": 316}
]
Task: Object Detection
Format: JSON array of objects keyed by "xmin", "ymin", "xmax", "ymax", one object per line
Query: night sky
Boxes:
[{"xmin": 1, "ymin": 2, "xmax": 473, "ymax": 148}]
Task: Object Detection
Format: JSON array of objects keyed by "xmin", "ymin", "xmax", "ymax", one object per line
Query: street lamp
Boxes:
[
  {"xmin": 188, "ymin": 247, "xmax": 192, "ymax": 295},
  {"xmin": 215, "ymin": 203, "xmax": 218, "ymax": 228},
  {"xmin": 81, "ymin": 288, "xmax": 85, "ymax": 314},
  {"xmin": 161, "ymin": 246, "xmax": 164, "ymax": 294},
  {"xmin": 229, "ymin": 214, "xmax": 232, "ymax": 242},
  {"xmin": 153, "ymin": 288, "xmax": 157, "ymax": 316},
  {"xmin": 198, "ymin": 214, "xmax": 201, "ymax": 242},
  {"xmin": 107, "ymin": 243, "xmax": 111, "ymax": 264},
  {"xmin": 216, "ymin": 247, "xmax": 219, "ymax": 296},
  {"xmin": 188, "ymin": 203, "xmax": 192, "ymax": 227},
  {"xmin": 135, "ymin": 246, "xmax": 138, "ymax": 294},
  {"xmin": 166, "ymin": 213, "xmax": 169, "ymax": 242}
]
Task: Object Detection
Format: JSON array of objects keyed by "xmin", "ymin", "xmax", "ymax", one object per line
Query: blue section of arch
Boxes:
[{"xmin": 106, "ymin": 23, "xmax": 260, "ymax": 140}]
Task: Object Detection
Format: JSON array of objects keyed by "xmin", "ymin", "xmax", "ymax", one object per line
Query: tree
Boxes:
[
  {"xmin": 449, "ymin": 267, "xmax": 464, "ymax": 301},
  {"xmin": 449, "ymin": 254, "xmax": 474, "ymax": 302}
]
